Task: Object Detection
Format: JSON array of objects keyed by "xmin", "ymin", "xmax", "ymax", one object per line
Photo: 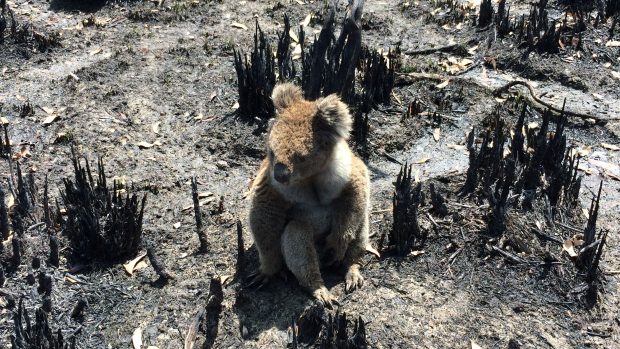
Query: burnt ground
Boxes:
[{"xmin": 1, "ymin": 0, "xmax": 620, "ymax": 348}]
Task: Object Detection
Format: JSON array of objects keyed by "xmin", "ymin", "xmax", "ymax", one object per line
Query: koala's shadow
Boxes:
[{"xmin": 233, "ymin": 245, "xmax": 343, "ymax": 340}]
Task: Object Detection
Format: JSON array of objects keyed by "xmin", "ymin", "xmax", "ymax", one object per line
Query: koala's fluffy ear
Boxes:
[
  {"xmin": 317, "ymin": 94, "xmax": 352, "ymax": 139},
  {"xmin": 272, "ymin": 83, "xmax": 303, "ymax": 113}
]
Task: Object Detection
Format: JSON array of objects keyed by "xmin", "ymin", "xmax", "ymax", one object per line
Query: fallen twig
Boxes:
[
  {"xmin": 491, "ymin": 245, "xmax": 526, "ymax": 264},
  {"xmin": 494, "ymin": 80, "xmax": 620, "ymax": 122},
  {"xmin": 404, "ymin": 39, "xmax": 478, "ymax": 56},
  {"xmin": 531, "ymin": 228, "xmax": 563, "ymax": 244},
  {"xmin": 146, "ymin": 247, "xmax": 175, "ymax": 281},
  {"xmin": 396, "ymin": 72, "xmax": 619, "ymax": 124},
  {"xmin": 184, "ymin": 308, "xmax": 205, "ymax": 349},
  {"xmin": 191, "ymin": 176, "xmax": 208, "ymax": 252}
]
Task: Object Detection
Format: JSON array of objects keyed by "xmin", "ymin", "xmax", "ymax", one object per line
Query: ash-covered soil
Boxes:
[{"xmin": 1, "ymin": 0, "xmax": 619, "ymax": 348}]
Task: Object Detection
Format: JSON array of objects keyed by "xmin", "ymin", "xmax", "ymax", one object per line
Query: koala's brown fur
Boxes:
[{"xmin": 247, "ymin": 83, "xmax": 370, "ymax": 306}]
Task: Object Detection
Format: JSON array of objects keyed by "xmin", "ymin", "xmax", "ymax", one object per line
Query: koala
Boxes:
[{"xmin": 247, "ymin": 83, "xmax": 370, "ymax": 307}]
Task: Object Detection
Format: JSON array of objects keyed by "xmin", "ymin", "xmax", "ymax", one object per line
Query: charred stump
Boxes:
[
  {"xmin": 478, "ymin": 0, "xmax": 494, "ymax": 28},
  {"xmin": 202, "ymin": 277, "xmax": 224, "ymax": 349}
]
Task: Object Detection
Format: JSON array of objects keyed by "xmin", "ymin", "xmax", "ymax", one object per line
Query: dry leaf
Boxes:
[
  {"xmin": 152, "ymin": 122, "xmax": 160, "ymax": 134},
  {"xmin": 232, "ymin": 101, "xmax": 239, "ymax": 110},
  {"xmin": 605, "ymin": 171, "xmax": 620, "ymax": 181},
  {"xmin": 570, "ymin": 146, "xmax": 591, "ymax": 158},
  {"xmin": 601, "ymin": 143, "xmax": 619, "ymax": 151},
  {"xmin": 447, "ymin": 143, "xmax": 466, "ymax": 150},
  {"xmin": 231, "ymin": 22, "xmax": 248, "ymax": 30},
  {"xmin": 136, "ymin": 141, "xmax": 155, "ymax": 149},
  {"xmin": 64, "ymin": 275, "xmax": 80, "ymax": 284},
  {"xmin": 221, "ymin": 275, "xmax": 234, "ymax": 285},
  {"xmin": 410, "ymin": 250, "xmax": 425, "ymax": 257},
  {"xmin": 0, "ymin": 116, "xmax": 8, "ymax": 125},
  {"xmin": 209, "ymin": 91, "xmax": 217, "ymax": 102},
  {"xmin": 132, "ymin": 328, "xmax": 143, "ymax": 349},
  {"xmin": 6, "ymin": 193, "xmax": 15, "ymax": 209},
  {"xmin": 123, "ymin": 252, "xmax": 148, "ymax": 276},
  {"xmin": 42, "ymin": 106, "xmax": 55, "ymax": 114},
  {"xmin": 292, "ymin": 44, "xmax": 302, "ymax": 60},
  {"xmin": 42, "ymin": 114, "xmax": 59, "ymax": 126},
  {"xmin": 89, "ymin": 47, "xmax": 102, "ymax": 56},
  {"xmin": 433, "ymin": 128, "xmax": 441, "ymax": 142},
  {"xmin": 589, "ymin": 159, "xmax": 620, "ymax": 174},
  {"xmin": 12, "ymin": 145, "xmax": 31, "ymax": 160},
  {"xmin": 471, "ymin": 341, "xmax": 482, "ymax": 349},
  {"xmin": 612, "ymin": 71, "xmax": 620, "ymax": 80},
  {"xmin": 436, "ymin": 80, "xmax": 449, "ymax": 89},
  {"xmin": 289, "ymin": 29, "xmax": 299, "ymax": 43},
  {"xmin": 563, "ymin": 239, "xmax": 578, "ymax": 257},
  {"xmin": 605, "ymin": 40, "xmax": 620, "ymax": 47},
  {"xmin": 198, "ymin": 191, "xmax": 213, "ymax": 198},
  {"xmin": 300, "ymin": 14, "xmax": 312, "ymax": 27},
  {"xmin": 577, "ymin": 163, "xmax": 593, "ymax": 175},
  {"xmin": 173, "ymin": 222, "xmax": 181, "ymax": 229},
  {"xmin": 414, "ymin": 157, "xmax": 430, "ymax": 164}
]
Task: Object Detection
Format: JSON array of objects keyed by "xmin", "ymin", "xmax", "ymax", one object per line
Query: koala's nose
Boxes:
[{"xmin": 273, "ymin": 163, "xmax": 291, "ymax": 184}]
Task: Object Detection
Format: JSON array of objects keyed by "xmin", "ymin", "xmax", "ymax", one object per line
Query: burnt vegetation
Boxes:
[
  {"xmin": 0, "ymin": 0, "xmax": 61, "ymax": 58},
  {"xmin": 234, "ymin": 0, "xmax": 398, "ymax": 157},
  {"xmin": 60, "ymin": 148, "xmax": 146, "ymax": 263},
  {"xmin": 454, "ymin": 100, "xmax": 608, "ymax": 306}
]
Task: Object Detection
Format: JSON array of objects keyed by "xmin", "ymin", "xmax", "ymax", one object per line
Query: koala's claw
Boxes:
[
  {"xmin": 345, "ymin": 269, "xmax": 364, "ymax": 293},
  {"xmin": 244, "ymin": 271, "xmax": 271, "ymax": 290},
  {"xmin": 313, "ymin": 287, "xmax": 339, "ymax": 309}
]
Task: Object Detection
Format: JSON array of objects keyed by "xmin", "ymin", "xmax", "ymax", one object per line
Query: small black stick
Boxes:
[
  {"xmin": 49, "ymin": 235, "xmax": 59, "ymax": 267},
  {"xmin": 0, "ymin": 184, "xmax": 9, "ymax": 241},
  {"xmin": 12, "ymin": 237, "xmax": 21, "ymax": 266},
  {"xmin": 146, "ymin": 247, "xmax": 175, "ymax": 281},
  {"xmin": 236, "ymin": 219, "xmax": 244, "ymax": 275},
  {"xmin": 191, "ymin": 176, "xmax": 208, "ymax": 252},
  {"xmin": 43, "ymin": 174, "xmax": 51, "ymax": 232}
]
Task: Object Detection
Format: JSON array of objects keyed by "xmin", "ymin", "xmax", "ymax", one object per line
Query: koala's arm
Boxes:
[
  {"xmin": 249, "ymin": 160, "xmax": 290, "ymax": 276},
  {"xmin": 325, "ymin": 157, "xmax": 370, "ymax": 267}
]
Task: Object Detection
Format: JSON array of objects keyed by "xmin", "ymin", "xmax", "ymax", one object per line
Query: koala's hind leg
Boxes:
[
  {"xmin": 248, "ymin": 176, "xmax": 289, "ymax": 287},
  {"xmin": 281, "ymin": 221, "xmax": 338, "ymax": 308}
]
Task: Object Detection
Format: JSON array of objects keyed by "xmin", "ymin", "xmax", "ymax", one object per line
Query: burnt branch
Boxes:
[{"xmin": 191, "ymin": 176, "xmax": 208, "ymax": 253}]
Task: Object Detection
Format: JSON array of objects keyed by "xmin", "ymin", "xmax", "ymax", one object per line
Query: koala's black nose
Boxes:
[{"xmin": 273, "ymin": 163, "xmax": 291, "ymax": 183}]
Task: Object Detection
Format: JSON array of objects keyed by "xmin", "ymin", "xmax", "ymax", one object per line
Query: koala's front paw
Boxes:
[
  {"xmin": 313, "ymin": 287, "xmax": 339, "ymax": 309},
  {"xmin": 345, "ymin": 268, "xmax": 364, "ymax": 293}
]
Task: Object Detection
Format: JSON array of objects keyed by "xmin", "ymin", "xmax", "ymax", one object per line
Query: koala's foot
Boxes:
[
  {"xmin": 244, "ymin": 271, "xmax": 271, "ymax": 289},
  {"xmin": 313, "ymin": 287, "xmax": 339, "ymax": 309},
  {"xmin": 344, "ymin": 265, "xmax": 364, "ymax": 293},
  {"xmin": 244, "ymin": 269, "xmax": 288, "ymax": 289}
]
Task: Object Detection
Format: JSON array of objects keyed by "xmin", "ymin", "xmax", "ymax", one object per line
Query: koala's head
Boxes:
[{"xmin": 267, "ymin": 83, "xmax": 352, "ymax": 185}]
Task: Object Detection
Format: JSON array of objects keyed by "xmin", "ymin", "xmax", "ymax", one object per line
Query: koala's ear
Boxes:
[
  {"xmin": 317, "ymin": 94, "xmax": 352, "ymax": 139},
  {"xmin": 272, "ymin": 83, "xmax": 303, "ymax": 113}
]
